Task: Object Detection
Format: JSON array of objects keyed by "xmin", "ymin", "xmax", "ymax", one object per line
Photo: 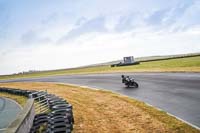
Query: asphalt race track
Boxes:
[
  {"xmin": 0, "ymin": 72, "xmax": 200, "ymax": 128},
  {"xmin": 0, "ymin": 97, "xmax": 21, "ymax": 133}
]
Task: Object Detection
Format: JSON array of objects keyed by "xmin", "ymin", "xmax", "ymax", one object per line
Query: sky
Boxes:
[{"xmin": 0, "ymin": 0, "xmax": 200, "ymax": 75}]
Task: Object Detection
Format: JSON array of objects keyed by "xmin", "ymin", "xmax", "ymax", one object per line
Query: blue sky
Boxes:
[{"xmin": 0, "ymin": 0, "xmax": 200, "ymax": 74}]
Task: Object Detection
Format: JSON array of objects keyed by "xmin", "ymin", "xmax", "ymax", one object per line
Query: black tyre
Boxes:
[
  {"xmin": 126, "ymin": 85, "xmax": 130, "ymax": 88},
  {"xmin": 133, "ymin": 82, "xmax": 139, "ymax": 88}
]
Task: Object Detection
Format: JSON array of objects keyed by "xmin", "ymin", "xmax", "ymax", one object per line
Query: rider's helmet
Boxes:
[{"xmin": 121, "ymin": 75, "xmax": 124, "ymax": 78}]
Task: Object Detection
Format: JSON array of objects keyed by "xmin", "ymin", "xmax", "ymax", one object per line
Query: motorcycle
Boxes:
[{"xmin": 121, "ymin": 75, "xmax": 139, "ymax": 88}]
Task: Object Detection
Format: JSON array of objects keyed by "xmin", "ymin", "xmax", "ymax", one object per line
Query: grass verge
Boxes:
[
  {"xmin": 0, "ymin": 92, "xmax": 27, "ymax": 107},
  {"xmin": 0, "ymin": 82, "xmax": 199, "ymax": 133},
  {"xmin": 0, "ymin": 56, "xmax": 200, "ymax": 80}
]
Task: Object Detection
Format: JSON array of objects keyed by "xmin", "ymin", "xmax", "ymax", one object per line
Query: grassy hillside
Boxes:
[
  {"xmin": 0, "ymin": 55, "xmax": 200, "ymax": 80},
  {"xmin": 87, "ymin": 52, "xmax": 200, "ymax": 66}
]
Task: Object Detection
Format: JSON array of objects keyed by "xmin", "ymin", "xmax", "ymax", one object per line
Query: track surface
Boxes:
[
  {"xmin": 0, "ymin": 97, "xmax": 21, "ymax": 133},
  {"xmin": 0, "ymin": 72, "xmax": 200, "ymax": 128}
]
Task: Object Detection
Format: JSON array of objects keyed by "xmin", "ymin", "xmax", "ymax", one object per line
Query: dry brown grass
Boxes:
[
  {"xmin": 0, "ymin": 92, "xmax": 27, "ymax": 107},
  {"xmin": 0, "ymin": 82, "xmax": 199, "ymax": 133}
]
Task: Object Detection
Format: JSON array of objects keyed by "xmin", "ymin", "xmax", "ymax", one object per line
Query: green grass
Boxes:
[{"xmin": 0, "ymin": 56, "xmax": 200, "ymax": 80}]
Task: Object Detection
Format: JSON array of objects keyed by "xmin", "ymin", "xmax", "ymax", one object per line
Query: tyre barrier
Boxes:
[{"xmin": 0, "ymin": 87, "xmax": 74, "ymax": 133}]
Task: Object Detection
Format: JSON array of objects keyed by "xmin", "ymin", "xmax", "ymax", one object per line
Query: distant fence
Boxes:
[{"xmin": 5, "ymin": 99, "xmax": 35, "ymax": 133}]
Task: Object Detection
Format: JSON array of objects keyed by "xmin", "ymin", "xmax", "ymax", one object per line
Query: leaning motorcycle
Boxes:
[{"xmin": 121, "ymin": 75, "xmax": 139, "ymax": 88}]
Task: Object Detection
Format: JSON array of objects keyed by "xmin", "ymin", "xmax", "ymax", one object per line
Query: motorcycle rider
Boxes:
[
  {"xmin": 126, "ymin": 76, "xmax": 130, "ymax": 81},
  {"xmin": 121, "ymin": 75, "xmax": 131, "ymax": 83},
  {"xmin": 121, "ymin": 75, "xmax": 125, "ymax": 83},
  {"xmin": 121, "ymin": 75, "xmax": 139, "ymax": 88}
]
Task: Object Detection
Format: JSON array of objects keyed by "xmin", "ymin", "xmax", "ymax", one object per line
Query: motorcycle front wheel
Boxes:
[{"xmin": 133, "ymin": 82, "xmax": 139, "ymax": 88}]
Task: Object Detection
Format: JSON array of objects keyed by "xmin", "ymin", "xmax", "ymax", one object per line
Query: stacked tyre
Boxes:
[
  {"xmin": 46, "ymin": 94, "xmax": 74, "ymax": 133},
  {"xmin": 0, "ymin": 87, "xmax": 74, "ymax": 133},
  {"xmin": 30, "ymin": 113, "xmax": 48, "ymax": 133},
  {"xmin": 0, "ymin": 87, "xmax": 33, "ymax": 97}
]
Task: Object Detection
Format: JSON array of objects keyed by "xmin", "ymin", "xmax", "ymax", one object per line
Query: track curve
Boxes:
[
  {"xmin": 0, "ymin": 72, "xmax": 200, "ymax": 128},
  {"xmin": 0, "ymin": 97, "xmax": 22, "ymax": 132},
  {"xmin": 0, "ymin": 98, "xmax": 6, "ymax": 113}
]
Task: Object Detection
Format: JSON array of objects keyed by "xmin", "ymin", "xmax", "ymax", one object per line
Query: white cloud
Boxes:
[
  {"xmin": 1, "ymin": 25, "xmax": 200, "ymax": 75},
  {"xmin": 0, "ymin": 0, "xmax": 200, "ymax": 75}
]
